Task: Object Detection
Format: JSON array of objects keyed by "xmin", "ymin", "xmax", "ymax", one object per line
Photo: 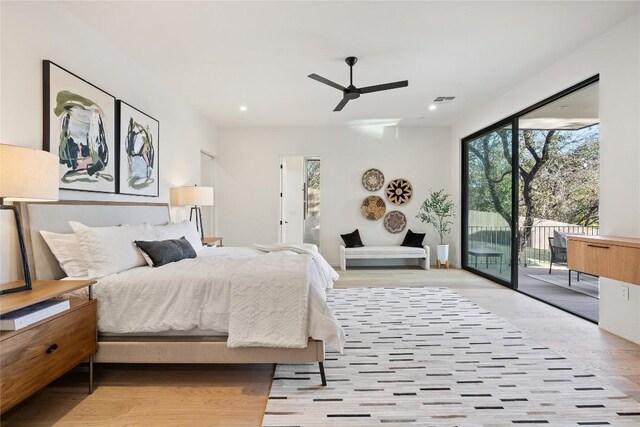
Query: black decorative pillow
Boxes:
[
  {"xmin": 135, "ymin": 236, "xmax": 197, "ymax": 267},
  {"xmin": 401, "ymin": 229, "xmax": 425, "ymax": 248},
  {"xmin": 341, "ymin": 229, "xmax": 364, "ymax": 248}
]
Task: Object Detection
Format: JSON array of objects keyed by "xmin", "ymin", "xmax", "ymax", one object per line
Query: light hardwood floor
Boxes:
[{"xmin": 2, "ymin": 268, "xmax": 639, "ymax": 426}]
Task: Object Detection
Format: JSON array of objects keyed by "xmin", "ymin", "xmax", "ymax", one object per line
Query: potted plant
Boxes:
[{"xmin": 416, "ymin": 189, "xmax": 455, "ymax": 268}]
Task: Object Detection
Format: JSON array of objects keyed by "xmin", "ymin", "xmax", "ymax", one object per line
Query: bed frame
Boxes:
[{"xmin": 18, "ymin": 200, "xmax": 326, "ymax": 386}]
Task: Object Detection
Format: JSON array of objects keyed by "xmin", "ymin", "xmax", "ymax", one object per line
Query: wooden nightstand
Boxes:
[
  {"xmin": 0, "ymin": 280, "xmax": 97, "ymax": 414},
  {"xmin": 202, "ymin": 236, "xmax": 224, "ymax": 247}
]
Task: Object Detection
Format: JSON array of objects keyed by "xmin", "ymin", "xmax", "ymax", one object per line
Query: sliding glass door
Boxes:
[{"xmin": 462, "ymin": 119, "xmax": 518, "ymax": 287}]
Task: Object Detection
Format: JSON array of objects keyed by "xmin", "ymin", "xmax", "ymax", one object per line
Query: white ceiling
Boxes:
[
  {"xmin": 62, "ymin": 1, "xmax": 637, "ymax": 128},
  {"xmin": 520, "ymin": 82, "xmax": 599, "ymax": 130}
]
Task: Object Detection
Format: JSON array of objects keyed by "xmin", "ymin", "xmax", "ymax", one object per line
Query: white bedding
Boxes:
[
  {"xmin": 252, "ymin": 243, "xmax": 339, "ymax": 289},
  {"xmin": 228, "ymin": 252, "xmax": 311, "ymax": 348},
  {"xmin": 90, "ymin": 247, "xmax": 345, "ymax": 351}
]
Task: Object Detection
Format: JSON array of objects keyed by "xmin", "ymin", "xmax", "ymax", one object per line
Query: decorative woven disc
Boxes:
[
  {"xmin": 385, "ymin": 178, "xmax": 413, "ymax": 206},
  {"xmin": 361, "ymin": 196, "xmax": 386, "ymax": 220},
  {"xmin": 384, "ymin": 210, "xmax": 407, "ymax": 234},
  {"xmin": 362, "ymin": 168, "xmax": 385, "ymax": 191}
]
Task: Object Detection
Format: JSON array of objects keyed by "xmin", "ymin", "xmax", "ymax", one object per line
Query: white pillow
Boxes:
[
  {"xmin": 69, "ymin": 221, "xmax": 155, "ymax": 278},
  {"xmin": 40, "ymin": 230, "xmax": 88, "ymax": 278},
  {"xmin": 153, "ymin": 221, "xmax": 203, "ymax": 252}
]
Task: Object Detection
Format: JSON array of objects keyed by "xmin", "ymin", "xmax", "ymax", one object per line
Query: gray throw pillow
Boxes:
[{"xmin": 135, "ymin": 236, "xmax": 197, "ymax": 267}]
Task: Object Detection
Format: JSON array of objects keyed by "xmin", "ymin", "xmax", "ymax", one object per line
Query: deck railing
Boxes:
[{"xmin": 467, "ymin": 225, "xmax": 599, "ymax": 266}]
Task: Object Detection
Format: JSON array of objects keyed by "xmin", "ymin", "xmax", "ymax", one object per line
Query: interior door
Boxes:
[{"xmin": 279, "ymin": 158, "xmax": 287, "ymax": 243}]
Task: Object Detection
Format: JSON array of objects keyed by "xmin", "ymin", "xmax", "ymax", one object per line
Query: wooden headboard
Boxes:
[{"xmin": 18, "ymin": 200, "xmax": 171, "ymax": 280}]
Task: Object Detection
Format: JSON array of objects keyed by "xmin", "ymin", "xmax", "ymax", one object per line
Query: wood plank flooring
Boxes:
[{"xmin": 2, "ymin": 268, "xmax": 638, "ymax": 426}]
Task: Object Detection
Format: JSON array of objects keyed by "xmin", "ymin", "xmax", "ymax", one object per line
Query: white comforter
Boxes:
[{"xmin": 92, "ymin": 247, "xmax": 345, "ymax": 351}]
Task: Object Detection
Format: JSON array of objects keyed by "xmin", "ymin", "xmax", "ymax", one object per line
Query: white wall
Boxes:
[
  {"xmin": 451, "ymin": 14, "xmax": 640, "ymax": 343},
  {"xmin": 0, "ymin": 2, "xmax": 218, "ymax": 283},
  {"xmin": 217, "ymin": 126, "xmax": 452, "ymax": 266}
]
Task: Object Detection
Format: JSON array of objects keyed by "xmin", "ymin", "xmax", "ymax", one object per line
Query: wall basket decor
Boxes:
[
  {"xmin": 361, "ymin": 195, "xmax": 386, "ymax": 220},
  {"xmin": 386, "ymin": 178, "xmax": 413, "ymax": 206},
  {"xmin": 362, "ymin": 168, "xmax": 385, "ymax": 191},
  {"xmin": 384, "ymin": 210, "xmax": 407, "ymax": 234}
]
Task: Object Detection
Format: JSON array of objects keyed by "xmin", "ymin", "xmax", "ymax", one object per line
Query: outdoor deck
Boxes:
[
  {"xmin": 518, "ymin": 266, "xmax": 599, "ymax": 322},
  {"xmin": 467, "ymin": 261, "xmax": 599, "ymax": 322}
]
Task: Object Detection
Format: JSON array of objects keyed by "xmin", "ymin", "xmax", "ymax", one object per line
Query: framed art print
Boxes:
[
  {"xmin": 43, "ymin": 60, "xmax": 117, "ymax": 193},
  {"xmin": 117, "ymin": 101, "xmax": 159, "ymax": 197}
]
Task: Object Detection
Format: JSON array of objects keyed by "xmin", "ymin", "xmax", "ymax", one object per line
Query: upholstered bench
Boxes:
[{"xmin": 339, "ymin": 245, "xmax": 431, "ymax": 271}]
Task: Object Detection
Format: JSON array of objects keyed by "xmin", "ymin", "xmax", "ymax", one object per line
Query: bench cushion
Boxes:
[{"xmin": 344, "ymin": 246, "xmax": 426, "ymax": 257}]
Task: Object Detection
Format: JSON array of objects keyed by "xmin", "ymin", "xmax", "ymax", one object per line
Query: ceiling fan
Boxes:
[{"xmin": 308, "ymin": 56, "xmax": 409, "ymax": 112}]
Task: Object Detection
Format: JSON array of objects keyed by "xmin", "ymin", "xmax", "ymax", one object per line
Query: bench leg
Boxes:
[{"xmin": 319, "ymin": 362, "xmax": 327, "ymax": 386}]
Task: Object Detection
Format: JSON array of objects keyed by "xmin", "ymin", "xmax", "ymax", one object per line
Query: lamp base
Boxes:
[
  {"xmin": 0, "ymin": 203, "xmax": 33, "ymax": 295},
  {"xmin": 189, "ymin": 206, "xmax": 205, "ymax": 241},
  {"xmin": 0, "ymin": 281, "xmax": 32, "ymax": 295}
]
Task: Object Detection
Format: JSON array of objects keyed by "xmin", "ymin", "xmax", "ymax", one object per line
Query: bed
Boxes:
[{"xmin": 18, "ymin": 200, "xmax": 344, "ymax": 386}]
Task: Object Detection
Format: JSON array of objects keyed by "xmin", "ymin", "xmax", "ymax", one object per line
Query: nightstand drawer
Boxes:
[{"xmin": 0, "ymin": 299, "xmax": 97, "ymax": 413}]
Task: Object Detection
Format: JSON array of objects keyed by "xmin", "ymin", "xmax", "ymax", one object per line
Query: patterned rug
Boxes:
[{"xmin": 264, "ymin": 287, "xmax": 640, "ymax": 426}]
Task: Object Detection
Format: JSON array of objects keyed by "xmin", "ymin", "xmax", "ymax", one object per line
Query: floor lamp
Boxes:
[
  {"xmin": 0, "ymin": 144, "xmax": 59, "ymax": 294},
  {"xmin": 170, "ymin": 185, "xmax": 214, "ymax": 240}
]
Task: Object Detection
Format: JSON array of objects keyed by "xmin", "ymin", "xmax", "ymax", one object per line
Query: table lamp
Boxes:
[
  {"xmin": 0, "ymin": 144, "xmax": 59, "ymax": 294},
  {"xmin": 170, "ymin": 185, "xmax": 214, "ymax": 240}
]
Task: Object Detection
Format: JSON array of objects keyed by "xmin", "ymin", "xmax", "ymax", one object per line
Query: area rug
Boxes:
[
  {"xmin": 526, "ymin": 274, "xmax": 599, "ymax": 298},
  {"xmin": 264, "ymin": 287, "xmax": 640, "ymax": 426}
]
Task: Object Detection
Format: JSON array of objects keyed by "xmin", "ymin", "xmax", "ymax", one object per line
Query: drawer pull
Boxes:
[
  {"xmin": 46, "ymin": 343, "xmax": 59, "ymax": 354},
  {"xmin": 587, "ymin": 244, "xmax": 610, "ymax": 249}
]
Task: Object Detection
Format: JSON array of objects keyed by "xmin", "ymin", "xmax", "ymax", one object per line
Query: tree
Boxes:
[{"xmin": 468, "ymin": 126, "xmax": 513, "ymax": 226}]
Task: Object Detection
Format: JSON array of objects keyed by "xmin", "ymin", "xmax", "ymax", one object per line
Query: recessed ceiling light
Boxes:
[
  {"xmin": 429, "ymin": 105, "xmax": 437, "ymax": 110},
  {"xmin": 239, "ymin": 105, "xmax": 248, "ymax": 112}
]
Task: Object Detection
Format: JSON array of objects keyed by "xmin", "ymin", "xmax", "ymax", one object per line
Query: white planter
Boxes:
[{"xmin": 436, "ymin": 244, "xmax": 449, "ymax": 264}]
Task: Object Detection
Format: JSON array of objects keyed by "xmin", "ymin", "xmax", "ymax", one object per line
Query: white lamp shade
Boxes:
[
  {"xmin": 170, "ymin": 186, "xmax": 214, "ymax": 206},
  {"xmin": 0, "ymin": 144, "xmax": 59, "ymax": 201}
]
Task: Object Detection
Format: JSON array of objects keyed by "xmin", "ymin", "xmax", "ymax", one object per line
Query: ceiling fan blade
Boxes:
[
  {"xmin": 308, "ymin": 73, "xmax": 346, "ymax": 91},
  {"xmin": 333, "ymin": 97, "xmax": 350, "ymax": 112},
  {"xmin": 359, "ymin": 80, "xmax": 408, "ymax": 94}
]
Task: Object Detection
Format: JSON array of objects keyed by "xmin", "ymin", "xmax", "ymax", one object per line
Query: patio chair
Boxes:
[{"xmin": 548, "ymin": 237, "xmax": 580, "ymax": 285}]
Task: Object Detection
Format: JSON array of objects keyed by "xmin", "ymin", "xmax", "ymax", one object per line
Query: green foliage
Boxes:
[
  {"xmin": 467, "ymin": 125, "xmax": 599, "ymax": 228},
  {"xmin": 519, "ymin": 127, "xmax": 599, "ymax": 226},
  {"xmin": 417, "ymin": 189, "xmax": 455, "ymax": 244},
  {"xmin": 467, "ymin": 126, "xmax": 513, "ymax": 226},
  {"xmin": 306, "ymin": 159, "xmax": 320, "ymax": 190}
]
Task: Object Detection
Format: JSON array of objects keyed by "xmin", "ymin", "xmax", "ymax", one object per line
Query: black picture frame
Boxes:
[
  {"xmin": 43, "ymin": 60, "xmax": 117, "ymax": 194},
  {"xmin": 116, "ymin": 100, "xmax": 160, "ymax": 197}
]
